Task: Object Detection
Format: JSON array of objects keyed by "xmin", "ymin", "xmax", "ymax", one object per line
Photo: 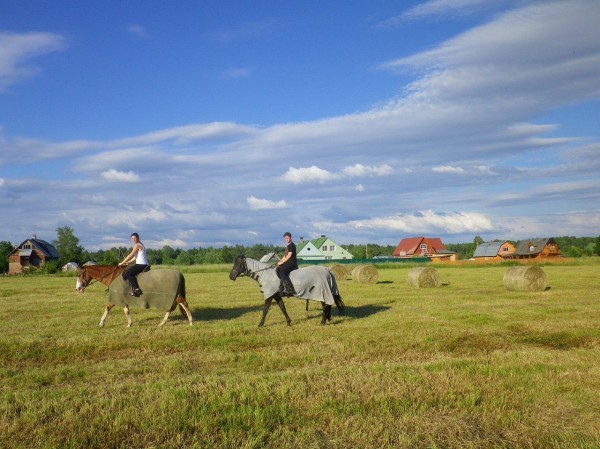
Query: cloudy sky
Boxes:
[{"xmin": 1, "ymin": 0, "xmax": 599, "ymax": 250}]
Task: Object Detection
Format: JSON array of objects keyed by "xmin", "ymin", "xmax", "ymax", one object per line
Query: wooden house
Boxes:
[
  {"xmin": 504, "ymin": 238, "xmax": 561, "ymax": 260},
  {"xmin": 392, "ymin": 237, "xmax": 457, "ymax": 261},
  {"xmin": 8, "ymin": 235, "xmax": 60, "ymax": 274},
  {"xmin": 473, "ymin": 240, "xmax": 515, "ymax": 261},
  {"xmin": 296, "ymin": 235, "xmax": 354, "ymax": 261}
]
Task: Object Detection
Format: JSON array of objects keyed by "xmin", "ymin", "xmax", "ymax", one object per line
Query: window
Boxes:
[
  {"xmin": 322, "ymin": 245, "xmax": 327, "ymax": 251},
  {"xmin": 330, "ymin": 245, "xmax": 335, "ymax": 251}
]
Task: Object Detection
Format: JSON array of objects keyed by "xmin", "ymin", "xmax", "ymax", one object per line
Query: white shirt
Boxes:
[{"xmin": 135, "ymin": 243, "xmax": 149, "ymax": 265}]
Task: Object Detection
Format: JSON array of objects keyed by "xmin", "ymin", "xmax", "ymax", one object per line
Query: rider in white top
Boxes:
[{"xmin": 119, "ymin": 232, "xmax": 150, "ymax": 296}]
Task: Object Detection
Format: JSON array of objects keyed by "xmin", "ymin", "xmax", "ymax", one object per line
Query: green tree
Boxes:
[
  {"xmin": 0, "ymin": 240, "xmax": 15, "ymax": 273},
  {"xmin": 53, "ymin": 226, "xmax": 84, "ymax": 266},
  {"xmin": 161, "ymin": 246, "xmax": 176, "ymax": 265},
  {"xmin": 595, "ymin": 236, "xmax": 600, "ymax": 256}
]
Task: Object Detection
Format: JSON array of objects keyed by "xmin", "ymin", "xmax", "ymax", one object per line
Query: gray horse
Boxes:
[{"xmin": 229, "ymin": 256, "xmax": 344, "ymax": 326}]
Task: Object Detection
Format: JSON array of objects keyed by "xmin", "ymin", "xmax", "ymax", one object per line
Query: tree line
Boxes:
[{"xmin": 1, "ymin": 227, "xmax": 599, "ymax": 273}]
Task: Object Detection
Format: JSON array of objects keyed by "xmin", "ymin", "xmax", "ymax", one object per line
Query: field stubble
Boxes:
[{"xmin": 1, "ymin": 262, "xmax": 599, "ymax": 448}]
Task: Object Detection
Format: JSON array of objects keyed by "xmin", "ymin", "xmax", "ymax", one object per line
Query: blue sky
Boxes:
[{"xmin": 1, "ymin": 0, "xmax": 599, "ymax": 251}]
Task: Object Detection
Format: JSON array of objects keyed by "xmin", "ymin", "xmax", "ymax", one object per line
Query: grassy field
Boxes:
[{"xmin": 1, "ymin": 260, "xmax": 599, "ymax": 448}]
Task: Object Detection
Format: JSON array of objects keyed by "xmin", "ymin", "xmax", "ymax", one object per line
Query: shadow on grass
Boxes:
[
  {"xmin": 304, "ymin": 302, "xmax": 391, "ymax": 320},
  {"xmin": 190, "ymin": 305, "xmax": 263, "ymax": 322}
]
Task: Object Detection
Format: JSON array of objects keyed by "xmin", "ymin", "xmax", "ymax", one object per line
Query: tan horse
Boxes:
[{"xmin": 76, "ymin": 265, "xmax": 193, "ymax": 327}]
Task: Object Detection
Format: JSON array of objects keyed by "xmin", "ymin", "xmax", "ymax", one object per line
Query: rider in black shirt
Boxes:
[{"xmin": 275, "ymin": 232, "xmax": 298, "ymax": 296}]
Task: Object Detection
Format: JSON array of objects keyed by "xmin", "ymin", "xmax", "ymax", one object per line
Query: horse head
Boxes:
[
  {"xmin": 75, "ymin": 267, "xmax": 90, "ymax": 293},
  {"xmin": 229, "ymin": 255, "xmax": 247, "ymax": 281}
]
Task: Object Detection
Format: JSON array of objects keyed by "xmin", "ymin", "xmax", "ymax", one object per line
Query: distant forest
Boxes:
[{"xmin": 1, "ymin": 230, "xmax": 599, "ymax": 273}]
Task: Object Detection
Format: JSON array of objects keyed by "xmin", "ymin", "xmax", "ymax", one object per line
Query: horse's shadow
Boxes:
[
  {"xmin": 190, "ymin": 305, "xmax": 263, "ymax": 322},
  {"xmin": 305, "ymin": 302, "xmax": 391, "ymax": 320}
]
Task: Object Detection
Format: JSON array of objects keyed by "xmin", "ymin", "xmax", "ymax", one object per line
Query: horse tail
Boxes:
[
  {"xmin": 177, "ymin": 273, "xmax": 188, "ymax": 317},
  {"xmin": 334, "ymin": 295, "xmax": 345, "ymax": 315},
  {"xmin": 178, "ymin": 273, "xmax": 186, "ymax": 299},
  {"xmin": 328, "ymin": 269, "xmax": 345, "ymax": 314}
]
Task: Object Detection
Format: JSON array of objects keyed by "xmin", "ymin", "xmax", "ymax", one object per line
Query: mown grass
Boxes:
[{"xmin": 1, "ymin": 261, "xmax": 599, "ymax": 448}]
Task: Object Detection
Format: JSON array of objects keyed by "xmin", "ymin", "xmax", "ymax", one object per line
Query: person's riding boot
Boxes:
[{"xmin": 282, "ymin": 278, "xmax": 296, "ymax": 297}]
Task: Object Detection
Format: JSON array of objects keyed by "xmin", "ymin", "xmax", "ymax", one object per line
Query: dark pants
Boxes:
[
  {"xmin": 276, "ymin": 262, "xmax": 297, "ymax": 293},
  {"xmin": 122, "ymin": 264, "xmax": 149, "ymax": 291}
]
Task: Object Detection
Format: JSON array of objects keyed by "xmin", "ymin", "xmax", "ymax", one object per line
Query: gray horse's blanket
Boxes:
[
  {"xmin": 107, "ymin": 269, "xmax": 183, "ymax": 311},
  {"xmin": 258, "ymin": 265, "xmax": 339, "ymax": 305}
]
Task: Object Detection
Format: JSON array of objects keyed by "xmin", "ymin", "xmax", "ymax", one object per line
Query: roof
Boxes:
[
  {"xmin": 512, "ymin": 238, "xmax": 555, "ymax": 256},
  {"xmin": 10, "ymin": 237, "xmax": 60, "ymax": 259},
  {"xmin": 473, "ymin": 241, "xmax": 506, "ymax": 258},
  {"xmin": 393, "ymin": 237, "xmax": 447, "ymax": 256}
]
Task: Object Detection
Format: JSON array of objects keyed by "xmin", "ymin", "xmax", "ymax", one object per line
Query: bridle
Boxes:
[
  {"xmin": 77, "ymin": 266, "xmax": 122, "ymax": 292},
  {"xmin": 230, "ymin": 257, "xmax": 248, "ymax": 279},
  {"xmin": 230, "ymin": 256, "xmax": 275, "ymax": 282}
]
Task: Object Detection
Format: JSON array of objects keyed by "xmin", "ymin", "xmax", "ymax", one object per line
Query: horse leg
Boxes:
[
  {"xmin": 259, "ymin": 297, "xmax": 274, "ymax": 327},
  {"xmin": 99, "ymin": 304, "xmax": 115, "ymax": 327},
  {"xmin": 320, "ymin": 304, "xmax": 332, "ymax": 325},
  {"xmin": 306, "ymin": 299, "xmax": 309, "ymax": 311},
  {"xmin": 274, "ymin": 295, "xmax": 292, "ymax": 326},
  {"xmin": 159, "ymin": 311, "xmax": 171, "ymax": 326},
  {"xmin": 123, "ymin": 305, "xmax": 133, "ymax": 327},
  {"xmin": 176, "ymin": 295, "xmax": 193, "ymax": 326}
]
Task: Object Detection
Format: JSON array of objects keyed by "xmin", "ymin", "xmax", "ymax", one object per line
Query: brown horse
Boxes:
[{"xmin": 76, "ymin": 264, "xmax": 193, "ymax": 327}]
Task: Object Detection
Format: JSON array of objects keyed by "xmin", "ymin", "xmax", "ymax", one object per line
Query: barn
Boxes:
[{"xmin": 8, "ymin": 235, "xmax": 60, "ymax": 275}]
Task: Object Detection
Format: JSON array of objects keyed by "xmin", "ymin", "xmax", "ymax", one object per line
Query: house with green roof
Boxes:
[{"xmin": 296, "ymin": 235, "xmax": 354, "ymax": 261}]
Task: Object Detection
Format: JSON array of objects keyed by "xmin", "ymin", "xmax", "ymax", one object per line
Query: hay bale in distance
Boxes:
[
  {"xmin": 407, "ymin": 267, "xmax": 442, "ymax": 288},
  {"xmin": 352, "ymin": 264, "xmax": 379, "ymax": 284},
  {"xmin": 329, "ymin": 264, "xmax": 351, "ymax": 280},
  {"xmin": 503, "ymin": 266, "xmax": 547, "ymax": 292}
]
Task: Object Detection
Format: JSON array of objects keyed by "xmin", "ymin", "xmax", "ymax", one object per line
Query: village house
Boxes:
[
  {"xmin": 473, "ymin": 240, "xmax": 515, "ymax": 261},
  {"xmin": 392, "ymin": 237, "xmax": 457, "ymax": 261},
  {"xmin": 8, "ymin": 235, "xmax": 60, "ymax": 275},
  {"xmin": 504, "ymin": 238, "xmax": 561, "ymax": 261},
  {"xmin": 296, "ymin": 235, "xmax": 354, "ymax": 261}
]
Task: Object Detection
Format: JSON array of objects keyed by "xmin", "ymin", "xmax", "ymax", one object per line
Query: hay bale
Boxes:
[
  {"xmin": 503, "ymin": 266, "xmax": 547, "ymax": 292},
  {"xmin": 351, "ymin": 264, "xmax": 379, "ymax": 284},
  {"xmin": 407, "ymin": 267, "xmax": 442, "ymax": 288},
  {"xmin": 329, "ymin": 264, "xmax": 351, "ymax": 280}
]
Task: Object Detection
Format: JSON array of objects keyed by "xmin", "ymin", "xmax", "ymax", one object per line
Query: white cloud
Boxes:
[
  {"xmin": 127, "ymin": 25, "xmax": 149, "ymax": 38},
  {"xmin": 247, "ymin": 196, "xmax": 286, "ymax": 210},
  {"xmin": 223, "ymin": 67, "xmax": 251, "ymax": 78},
  {"xmin": 100, "ymin": 169, "xmax": 140, "ymax": 183},
  {"xmin": 282, "ymin": 164, "xmax": 393, "ymax": 184},
  {"xmin": 354, "ymin": 184, "xmax": 365, "ymax": 192},
  {"xmin": 341, "ymin": 163, "xmax": 393, "ymax": 177},
  {"xmin": 281, "ymin": 166, "xmax": 334, "ymax": 184},
  {"xmin": 0, "ymin": 31, "xmax": 67, "ymax": 92},
  {"xmin": 432, "ymin": 165, "xmax": 465, "ymax": 174},
  {"xmin": 347, "ymin": 210, "xmax": 495, "ymax": 234}
]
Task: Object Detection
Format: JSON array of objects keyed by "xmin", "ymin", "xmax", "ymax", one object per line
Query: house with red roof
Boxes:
[{"xmin": 392, "ymin": 237, "xmax": 457, "ymax": 261}]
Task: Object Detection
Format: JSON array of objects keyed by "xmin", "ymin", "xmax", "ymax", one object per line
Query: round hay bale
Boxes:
[
  {"xmin": 503, "ymin": 266, "xmax": 547, "ymax": 292},
  {"xmin": 351, "ymin": 264, "xmax": 379, "ymax": 284},
  {"xmin": 329, "ymin": 264, "xmax": 351, "ymax": 280},
  {"xmin": 407, "ymin": 267, "xmax": 442, "ymax": 288}
]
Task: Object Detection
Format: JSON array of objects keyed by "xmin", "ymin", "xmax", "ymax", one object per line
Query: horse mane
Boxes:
[{"xmin": 84, "ymin": 264, "xmax": 127, "ymax": 287}]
